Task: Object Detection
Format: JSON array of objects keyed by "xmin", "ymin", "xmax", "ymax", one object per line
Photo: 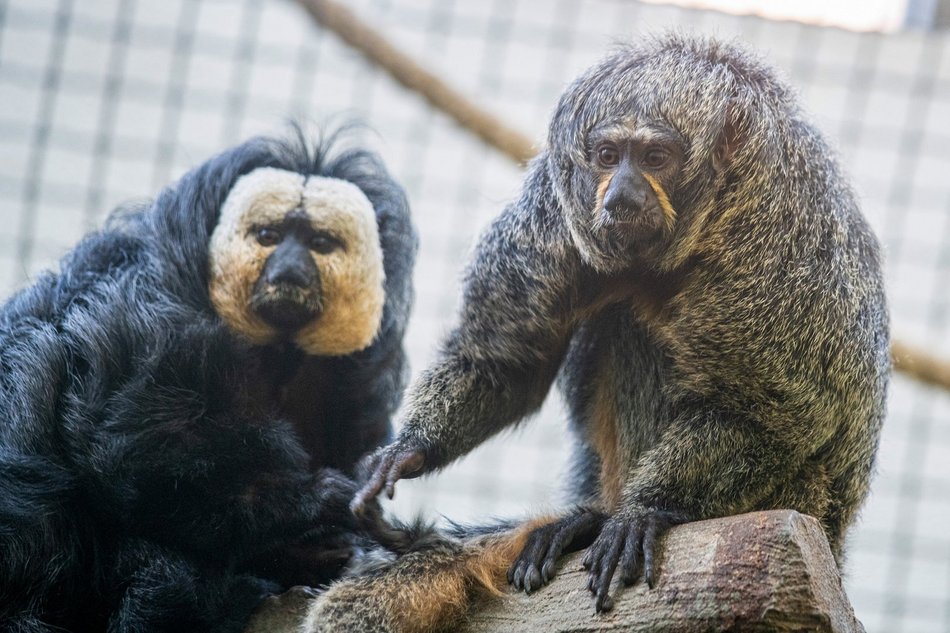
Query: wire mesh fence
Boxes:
[{"xmin": 1, "ymin": 1, "xmax": 949, "ymax": 630}]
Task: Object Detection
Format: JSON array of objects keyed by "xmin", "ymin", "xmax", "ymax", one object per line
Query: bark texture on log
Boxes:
[{"xmin": 245, "ymin": 510, "xmax": 864, "ymax": 633}]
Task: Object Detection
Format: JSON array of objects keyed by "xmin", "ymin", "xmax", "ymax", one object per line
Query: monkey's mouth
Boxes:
[
  {"xmin": 597, "ymin": 208, "xmax": 666, "ymax": 245},
  {"xmin": 250, "ymin": 285, "xmax": 324, "ymax": 333}
]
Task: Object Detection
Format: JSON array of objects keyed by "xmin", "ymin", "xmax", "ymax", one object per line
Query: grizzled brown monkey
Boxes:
[{"xmin": 351, "ymin": 33, "xmax": 890, "ymax": 615}]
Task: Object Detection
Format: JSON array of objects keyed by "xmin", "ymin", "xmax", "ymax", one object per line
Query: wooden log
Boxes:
[
  {"xmin": 245, "ymin": 510, "xmax": 864, "ymax": 633},
  {"xmin": 459, "ymin": 510, "xmax": 863, "ymax": 632}
]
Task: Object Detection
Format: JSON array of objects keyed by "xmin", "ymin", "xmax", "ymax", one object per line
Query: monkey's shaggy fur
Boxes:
[
  {"xmin": 352, "ymin": 32, "xmax": 889, "ymax": 623},
  {"xmin": 0, "ymin": 131, "xmax": 417, "ymax": 632}
]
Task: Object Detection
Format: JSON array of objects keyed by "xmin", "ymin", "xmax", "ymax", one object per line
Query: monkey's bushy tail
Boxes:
[{"xmin": 305, "ymin": 516, "xmax": 556, "ymax": 633}]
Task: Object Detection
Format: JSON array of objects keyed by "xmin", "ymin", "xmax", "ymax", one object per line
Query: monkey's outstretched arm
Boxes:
[
  {"xmin": 353, "ymin": 161, "xmax": 580, "ymax": 510},
  {"xmin": 583, "ymin": 407, "xmax": 808, "ymax": 611}
]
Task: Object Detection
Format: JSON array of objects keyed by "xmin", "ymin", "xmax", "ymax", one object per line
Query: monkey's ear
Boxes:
[{"xmin": 712, "ymin": 102, "xmax": 747, "ymax": 172}]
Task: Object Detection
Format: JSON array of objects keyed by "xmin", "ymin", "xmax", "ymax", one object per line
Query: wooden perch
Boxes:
[
  {"xmin": 246, "ymin": 510, "xmax": 865, "ymax": 633},
  {"xmin": 891, "ymin": 339, "xmax": 950, "ymax": 392},
  {"xmin": 458, "ymin": 510, "xmax": 863, "ymax": 632}
]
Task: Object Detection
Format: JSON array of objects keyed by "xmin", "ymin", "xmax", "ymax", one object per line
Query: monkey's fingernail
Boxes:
[
  {"xmin": 512, "ymin": 563, "xmax": 525, "ymax": 589},
  {"xmin": 526, "ymin": 566, "xmax": 542, "ymax": 593},
  {"xmin": 541, "ymin": 560, "xmax": 555, "ymax": 582}
]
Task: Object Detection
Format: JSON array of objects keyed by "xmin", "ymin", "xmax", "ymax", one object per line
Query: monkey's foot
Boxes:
[
  {"xmin": 508, "ymin": 507, "xmax": 607, "ymax": 594},
  {"xmin": 581, "ymin": 509, "xmax": 685, "ymax": 612}
]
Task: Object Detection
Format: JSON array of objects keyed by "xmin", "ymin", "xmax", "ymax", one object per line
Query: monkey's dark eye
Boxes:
[
  {"xmin": 596, "ymin": 145, "xmax": 621, "ymax": 168},
  {"xmin": 642, "ymin": 147, "xmax": 670, "ymax": 169},
  {"xmin": 308, "ymin": 233, "xmax": 342, "ymax": 254},
  {"xmin": 256, "ymin": 227, "xmax": 282, "ymax": 247}
]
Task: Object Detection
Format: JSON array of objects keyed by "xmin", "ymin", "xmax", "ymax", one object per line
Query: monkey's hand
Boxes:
[
  {"xmin": 581, "ymin": 508, "xmax": 686, "ymax": 612},
  {"xmin": 509, "ymin": 507, "xmax": 607, "ymax": 594},
  {"xmin": 350, "ymin": 441, "xmax": 427, "ymax": 515}
]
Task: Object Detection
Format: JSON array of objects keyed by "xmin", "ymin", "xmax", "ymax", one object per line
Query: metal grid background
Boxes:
[{"xmin": 1, "ymin": 0, "xmax": 949, "ymax": 630}]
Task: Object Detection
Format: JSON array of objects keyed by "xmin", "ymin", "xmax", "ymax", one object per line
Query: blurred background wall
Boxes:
[{"xmin": 1, "ymin": 0, "xmax": 949, "ymax": 630}]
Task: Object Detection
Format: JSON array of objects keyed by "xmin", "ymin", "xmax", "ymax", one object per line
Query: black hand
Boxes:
[
  {"xmin": 581, "ymin": 509, "xmax": 684, "ymax": 612},
  {"xmin": 508, "ymin": 508, "xmax": 606, "ymax": 594},
  {"xmin": 350, "ymin": 442, "xmax": 426, "ymax": 514}
]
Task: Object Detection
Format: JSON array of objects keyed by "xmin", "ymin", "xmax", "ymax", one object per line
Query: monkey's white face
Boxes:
[{"xmin": 208, "ymin": 167, "xmax": 385, "ymax": 356}]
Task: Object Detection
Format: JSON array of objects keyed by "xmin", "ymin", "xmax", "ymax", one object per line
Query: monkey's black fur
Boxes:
[{"xmin": 0, "ymin": 129, "xmax": 417, "ymax": 632}]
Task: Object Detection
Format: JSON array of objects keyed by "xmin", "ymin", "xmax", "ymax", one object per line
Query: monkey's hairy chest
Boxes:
[
  {"xmin": 573, "ymin": 262, "xmax": 690, "ymax": 328},
  {"xmin": 245, "ymin": 346, "xmax": 363, "ymax": 472},
  {"xmin": 562, "ymin": 262, "xmax": 702, "ymax": 510}
]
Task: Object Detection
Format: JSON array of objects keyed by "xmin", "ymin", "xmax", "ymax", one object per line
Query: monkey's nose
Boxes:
[
  {"xmin": 262, "ymin": 242, "xmax": 319, "ymax": 288},
  {"xmin": 602, "ymin": 185, "xmax": 645, "ymax": 221},
  {"xmin": 265, "ymin": 263, "xmax": 314, "ymax": 288}
]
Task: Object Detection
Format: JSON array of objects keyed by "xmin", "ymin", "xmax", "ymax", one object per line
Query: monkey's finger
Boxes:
[
  {"xmin": 383, "ymin": 449, "xmax": 425, "ymax": 499},
  {"xmin": 643, "ymin": 518, "xmax": 662, "ymax": 589},
  {"xmin": 581, "ymin": 548, "xmax": 592, "ymax": 570},
  {"xmin": 384, "ymin": 467, "xmax": 398, "ymax": 499},
  {"xmin": 581, "ymin": 538, "xmax": 599, "ymax": 570},
  {"xmin": 583, "ymin": 542, "xmax": 602, "ymax": 588},
  {"xmin": 620, "ymin": 527, "xmax": 642, "ymax": 586},
  {"xmin": 593, "ymin": 534, "xmax": 623, "ymax": 613},
  {"xmin": 524, "ymin": 565, "xmax": 543, "ymax": 594},
  {"xmin": 541, "ymin": 511, "xmax": 599, "ymax": 583},
  {"xmin": 540, "ymin": 558, "xmax": 556, "ymax": 584},
  {"xmin": 354, "ymin": 449, "xmax": 384, "ymax": 484},
  {"xmin": 509, "ymin": 561, "xmax": 527, "ymax": 590},
  {"xmin": 350, "ymin": 453, "xmax": 394, "ymax": 514},
  {"xmin": 511, "ymin": 527, "xmax": 552, "ymax": 592},
  {"xmin": 585, "ymin": 559, "xmax": 598, "ymax": 592},
  {"xmin": 594, "ymin": 530, "xmax": 624, "ymax": 613},
  {"xmin": 586, "ymin": 520, "xmax": 619, "ymax": 584},
  {"xmin": 596, "ymin": 594, "xmax": 615, "ymax": 613}
]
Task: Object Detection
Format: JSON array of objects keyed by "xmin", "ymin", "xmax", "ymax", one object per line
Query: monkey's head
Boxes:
[
  {"xmin": 207, "ymin": 167, "xmax": 385, "ymax": 356},
  {"xmin": 548, "ymin": 34, "xmax": 785, "ymax": 272}
]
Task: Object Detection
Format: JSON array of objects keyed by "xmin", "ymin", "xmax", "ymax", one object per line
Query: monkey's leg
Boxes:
[
  {"xmin": 583, "ymin": 408, "xmax": 806, "ymax": 612},
  {"xmin": 508, "ymin": 507, "xmax": 606, "ymax": 593}
]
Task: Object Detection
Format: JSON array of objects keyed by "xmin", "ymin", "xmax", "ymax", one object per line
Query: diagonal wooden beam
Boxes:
[{"xmin": 297, "ymin": 0, "xmax": 536, "ymax": 164}]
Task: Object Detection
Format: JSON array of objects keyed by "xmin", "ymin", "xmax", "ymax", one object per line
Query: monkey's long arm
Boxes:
[
  {"xmin": 354, "ymin": 161, "xmax": 581, "ymax": 507},
  {"xmin": 623, "ymin": 413, "xmax": 802, "ymax": 518},
  {"xmin": 582, "ymin": 406, "xmax": 810, "ymax": 611}
]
